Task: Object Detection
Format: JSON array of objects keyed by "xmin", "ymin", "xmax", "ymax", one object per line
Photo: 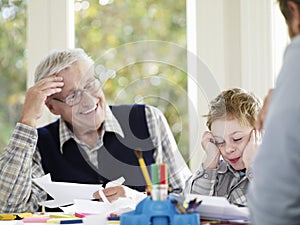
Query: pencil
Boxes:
[
  {"xmin": 134, "ymin": 150, "xmax": 152, "ymax": 193},
  {"xmin": 171, "ymin": 199, "xmax": 187, "ymax": 214}
]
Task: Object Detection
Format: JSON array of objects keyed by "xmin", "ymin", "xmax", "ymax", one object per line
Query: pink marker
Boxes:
[{"xmin": 22, "ymin": 217, "xmax": 50, "ymax": 223}]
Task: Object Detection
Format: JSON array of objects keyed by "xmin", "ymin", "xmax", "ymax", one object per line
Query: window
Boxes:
[
  {"xmin": 0, "ymin": 1, "xmax": 27, "ymax": 150},
  {"xmin": 75, "ymin": 0, "xmax": 189, "ymax": 161}
]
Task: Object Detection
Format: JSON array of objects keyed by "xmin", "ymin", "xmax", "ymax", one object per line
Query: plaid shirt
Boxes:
[
  {"xmin": 0, "ymin": 105, "xmax": 191, "ymax": 213},
  {"xmin": 184, "ymin": 161, "xmax": 252, "ymax": 206}
]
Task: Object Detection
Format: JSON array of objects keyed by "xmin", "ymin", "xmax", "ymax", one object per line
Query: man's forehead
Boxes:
[{"xmin": 59, "ymin": 69, "xmax": 95, "ymax": 84}]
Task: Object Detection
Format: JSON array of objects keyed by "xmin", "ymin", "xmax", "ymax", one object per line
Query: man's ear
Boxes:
[
  {"xmin": 288, "ymin": 1, "xmax": 300, "ymax": 23},
  {"xmin": 45, "ymin": 97, "xmax": 60, "ymax": 115},
  {"xmin": 286, "ymin": 1, "xmax": 300, "ymax": 36}
]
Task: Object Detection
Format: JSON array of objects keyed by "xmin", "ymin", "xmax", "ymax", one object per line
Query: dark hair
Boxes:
[{"xmin": 278, "ymin": 0, "xmax": 300, "ymax": 22}]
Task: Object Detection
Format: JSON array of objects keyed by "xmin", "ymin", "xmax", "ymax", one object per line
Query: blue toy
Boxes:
[{"xmin": 120, "ymin": 196, "xmax": 200, "ymax": 225}]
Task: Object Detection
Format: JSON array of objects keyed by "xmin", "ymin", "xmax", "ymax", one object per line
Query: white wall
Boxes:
[
  {"xmin": 187, "ymin": 0, "xmax": 279, "ymax": 172},
  {"xmin": 27, "ymin": 0, "xmax": 74, "ymax": 127}
]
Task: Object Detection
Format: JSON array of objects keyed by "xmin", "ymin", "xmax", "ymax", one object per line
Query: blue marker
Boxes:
[
  {"xmin": 60, "ymin": 219, "xmax": 83, "ymax": 224},
  {"xmin": 107, "ymin": 216, "xmax": 120, "ymax": 221}
]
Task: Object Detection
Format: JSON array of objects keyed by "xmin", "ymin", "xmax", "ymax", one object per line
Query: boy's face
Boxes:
[{"xmin": 211, "ymin": 118, "xmax": 252, "ymax": 170}]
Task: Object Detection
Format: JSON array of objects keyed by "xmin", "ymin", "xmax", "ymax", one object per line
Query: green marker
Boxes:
[{"xmin": 151, "ymin": 164, "xmax": 159, "ymax": 185}]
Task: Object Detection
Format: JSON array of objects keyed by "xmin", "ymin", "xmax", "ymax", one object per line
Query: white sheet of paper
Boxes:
[
  {"xmin": 105, "ymin": 177, "xmax": 125, "ymax": 188},
  {"xmin": 38, "ymin": 199, "xmax": 76, "ymax": 208},
  {"xmin": 33, "ymin": 174, "xmax": 102, "ymax": 207},
  {"xmin": 60, "ymin": 198, "xmax": 136, "ymax": 215},
  {"xmin": 0, "ymin": 221, "xmax": 24, "ymax": 225},
  {"xmin": 185, "ymin": 194, "xmax": 250, "ymax": 221},
  {"xmin": 33, "ymin": 174, "xmax": 126, "ymax": 208}
]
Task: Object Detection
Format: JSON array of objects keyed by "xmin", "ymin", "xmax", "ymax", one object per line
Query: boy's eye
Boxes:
[
  {"xmin": 84, "ymin": 82, "xmax": 93, "ymax": 90},
  {"xmin": 233, "ymin": 137, "xmax": 242, "ymax": 142}
]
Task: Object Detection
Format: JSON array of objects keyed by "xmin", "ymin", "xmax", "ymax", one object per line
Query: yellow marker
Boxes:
[
  {"xmin": 16, "ymin": 213, "xmax": 33, "ymax": 218},
  {"xmin": 0, "ymin": 214, "xmax": 18, "ymax": 220},
  {"xmin": 108, "ymin": 221, "xmax": 120, "ymax": 225},
  {"xmin": 0, "ymin": 213, "xmax": 33, "ymax": 220},
  {"xmin": 49, "ymin": 214, "xmax": 77, "ymax": 219}
]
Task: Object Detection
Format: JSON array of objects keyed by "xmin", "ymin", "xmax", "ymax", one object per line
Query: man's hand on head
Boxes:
[{"xmin": 19, "ymin": 76, "xmax": 64, "ymax": 128}]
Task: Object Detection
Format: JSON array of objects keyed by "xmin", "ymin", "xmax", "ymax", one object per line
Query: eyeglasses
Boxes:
[{"xmin": 52, "ymin": 78, "xmax": 101, "ymax": 106}]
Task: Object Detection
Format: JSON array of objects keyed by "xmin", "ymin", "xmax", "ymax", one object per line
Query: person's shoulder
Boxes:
[
  {"xmin": 290, "ymin": 35, "xmax": 300, "ymax": 46},
  {"xmin": 144, "ymin": 104, "xmax": 165, "ymax": 117},
  {"xmin": 110, "ymin": 104, "xmax": 145, "ymax": 109},
  {"xmin": 144, "ymin": 104, "xmax": 161, "ymax": 112},
  {"xmin": 285, "ymin": 35, "xmax": 300, "ymax": 55},
  {"xmin": 110, "ymin": 104, "xmax": 162, "ymax": 114}
]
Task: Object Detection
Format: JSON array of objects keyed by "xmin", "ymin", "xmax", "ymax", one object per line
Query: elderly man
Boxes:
[{"xmin": 0, "ymin": 48, "xmax": 191, "ymax": 213}]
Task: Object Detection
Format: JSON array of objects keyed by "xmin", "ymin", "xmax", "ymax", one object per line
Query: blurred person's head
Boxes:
[{"xmin": 278, "ymin": 0, "xmax": 300, "ymax": 38}]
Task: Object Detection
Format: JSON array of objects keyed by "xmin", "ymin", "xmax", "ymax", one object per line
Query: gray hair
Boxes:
[{"xmin": 34, "ymin": 48, "xmax": 94, "ymax": 83}]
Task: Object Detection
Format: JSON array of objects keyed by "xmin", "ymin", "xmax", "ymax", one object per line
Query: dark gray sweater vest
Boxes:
[{"xmin": 37, "ymin": 104, "xmax": 155, "ymax": 192}]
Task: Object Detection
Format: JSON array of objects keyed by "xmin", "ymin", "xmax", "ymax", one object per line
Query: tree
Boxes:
[
  {"xmin": 0, "ymin": 0, "xmax": 27, "ymax": 150},
  {"xmin": 0, "ymin": 0, "xmax": 189, "ymax": 162}
]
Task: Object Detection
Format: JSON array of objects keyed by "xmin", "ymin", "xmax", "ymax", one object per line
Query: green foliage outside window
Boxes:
[
  {"xmin": 75, "ymin": 0, "xmax": 189, "ymax": 161},
  {"xmin": 0, "ymin": 0, "xmax": 189, "ymax": 163},
  {"xmin": 0, "ymin": 0, "xmax": 27, "ymax": 151}
]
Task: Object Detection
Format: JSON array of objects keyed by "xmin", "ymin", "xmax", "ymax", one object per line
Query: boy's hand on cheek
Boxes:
[
  {"xmin": 242, "ymin": 130, "xmax": 261, "ymax": 169},
  {"xmin": 202, "ymin": 131, "xmax": 221, "ymax": 169}
]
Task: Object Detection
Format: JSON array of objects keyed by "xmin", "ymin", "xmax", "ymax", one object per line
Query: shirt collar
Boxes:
[
  {"xmin": 291, "ymin": 34, "xmax": 300, "ymax": 43},
  {"xmin": 58, "ymin": 106, "xmax": 124, "ymax": 154},
  {"xmin": 217, "ymin": 161, "xmax": 241, "ymax": 178},
  {"xmin": 103, "ymin": 106, "xmax": 125, "ymax": 138}
]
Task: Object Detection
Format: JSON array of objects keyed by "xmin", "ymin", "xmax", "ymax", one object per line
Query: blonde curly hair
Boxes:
[{"xmin": 205, "ymin": 88, "xmax": 262, "ymax": 130}]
